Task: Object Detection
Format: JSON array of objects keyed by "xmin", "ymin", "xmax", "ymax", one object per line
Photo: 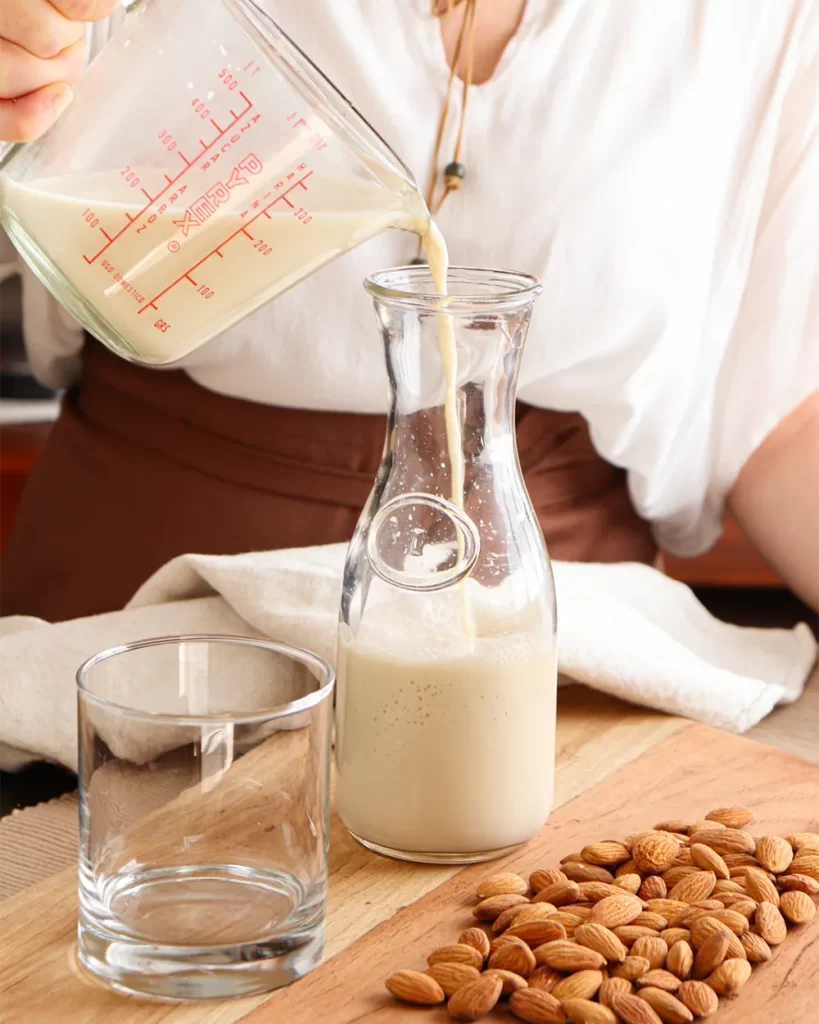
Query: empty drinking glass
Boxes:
[{"xmin": 76, "ymin": 634, "xmax": 334, "ymax": 1001}]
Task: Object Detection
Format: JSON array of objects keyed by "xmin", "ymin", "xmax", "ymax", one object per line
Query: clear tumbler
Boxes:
[{"xmin": 76, "ymin": 635, "xmax": 334, "ymax": 1001}]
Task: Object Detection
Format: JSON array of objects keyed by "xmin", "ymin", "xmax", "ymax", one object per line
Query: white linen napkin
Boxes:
[{"xmin": 1, "ymin": 544, "xmax": 815, "ymax": 771}]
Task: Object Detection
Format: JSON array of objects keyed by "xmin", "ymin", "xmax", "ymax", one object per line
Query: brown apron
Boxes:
[{"xmin": 1, "ymin": 342, "xmax": 656, "ymax": 621}]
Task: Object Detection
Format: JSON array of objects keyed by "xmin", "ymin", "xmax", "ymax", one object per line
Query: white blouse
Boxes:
[{"xmin": 11, "ymin": 0, "xmax": 819, "ymax": 557}]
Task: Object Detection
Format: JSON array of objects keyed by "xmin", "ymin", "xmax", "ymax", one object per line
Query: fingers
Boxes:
[
  {"xmin": 48, "ymin": 0, "xmax": 122, "ymax": 21},
  {"xmin": 0, "ymin": 82, "xmax": 73, "ymax": 142},
  {"xmin": 0, "ymin": 37, "xmax": 86, "ymax": 98},
  {"xmin": 0, "ymin": 0, "xmax": 83, "ymax": 60}
]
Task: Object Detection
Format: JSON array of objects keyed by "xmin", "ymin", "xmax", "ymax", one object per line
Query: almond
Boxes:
[
  {"xmin": 634, "ymin": 835, "xmax": 679, "ymax": 874},
  {"xmin": 743, "ymin": 866, "xmax": 779, "ymax": 907},
  {"xmin": 635, "ymin": 969, "xmax": 681, "ymax": 993},
  {"xmin": 722, "ymin": 853, "xmax": 759, "ymax": 868},
  {"xmin": 706, "ymin": 957, "xmax": 751, "ymax": 997},
  {"xmin": 508, "ymin": 987, "xmax": 566, "ymax": 1023},
  {"xmin": 482, "ymin": 968, "xmax": 529, "ymax": 995},
  {"xmin": 476, "ymin": 872, "xmax": 529, "ymax": 899},
  {"xmin": 691, "ymin": 931, "xmax": 729, "ymax": 979},
  {"xmin": 599, "ymin": 975, "xmax": 634, "ymax": 1007},
  {"xmin": 688, "ymin": 845, "xmax": 730, "ymax": 881},
  {"xmin": 386, "ymin": 969, "xmax": 445, "ymax": 1004},
  {"xmin": 687, "ymin": 917, "xmax": 746, "ymax": 959},
  {"xmin": 712, "ymin": 879, "xmax": 744, "ymax": 895},
  {"xmin": 780, "ymin": 889, "xmax": 816, "ymax": 925},
  {"xmin": 494, "ymin": 903, "xmax": 557, "ymax": 933},
  {"xmin": 508, "ymin": 920, "xmax": 570, "ymax": 948},
  {"xmin": 561, "ymin": 998, "xmax": 618, "ymax": 1024},
  {"xmin": 631, "ymin": 936, "xmax": 668, "ymax": 970},
  {"xmin": 790, "ymin": 854, "xmax": 819, "ymax": 882},
  {"xmin": 691, "ymin": 908, "xmax": 748, "ymax": 935},
  {"xmin": 562, "ymin": 851, "xmax": 585, "ymax": 864},
  {"xmin": 786, "ymin": 831, "xmax": 819, "ymax": 852},
  {"xmin": 530, "ymin": 868, "xmax": 569, "ymax": 893},
  {"xmin": 553, "ymin": 910, "xmax": 585, "ymax": 936},
  {"xmin": 427, "ymin": 962, "xmax": 482, "ymax": 996},
  {"xmin": 704, "ymin": 807, "xmax": 754, "ymax": 829},
  {"xmin": 662, "ymin": 867, "xmax": 701, "ymax": 889},
  {"xmin": 611, "ymin": 955, "xmax": 651, "ymax": 980},
  {"xmin": 428, "ymin": 944, "xmax": 485, "ymax": 970},
  {"xmin": 739, "ymin": 931, "xmax": 772, "ymax": 963},
  {"xmin": 779, "ymin": 872, "xmax": 819, "ymax": 895},
  {"xmin": 666, "ymin": 940, "xmax": 694, "ymax": 980},
  {"xmin": 612, "ymin": 992, "xmax": 664, "ymax": 1024},
  {"xmin": 551, "ymin": 969, "xmax": 604, "ymax": 1001},
  {"xmin": 533, "ymin": 939, "xmax": 605, "ymax": 971},
  {"xmin": 755, "ymin": 901, "xmax": 787, "ymax": 944},
  {"xmin": 448, "ymin": 973, "xmax": 503, "ymax": 1021},
  {"xmin": 660, "ymin": 928, "xmax": 691, "ymax": 947},
  {"xmin": 575, "ymin": 922, "xmax": 629, "ymax": 963},
  {"xmin": 715, "ymin": 894, "xmax": 756, "ymax": 914},
  {"xmin": 535, "ymin": 879, "xmax": 581, "ymax": 907},
  {"xmin": 590, "ymin": 894, "xmax": 644, "ymax": 929},
  {"xmin": 488, "ymin": 939, "xmax": 536, "ymax": 976},
  {"xmin": 582, "ymin": 841, "xmax": 632, "ymax": 866},
  {"xmin": 492, "ymin": 934, "xmax": 532, "ymax": 955},
  {"xmin": 614, "ymin": 926, "xmax": 664, "ymax": 946},
  {"xmin": 647, "ymin": 900, "xmax": 688, "ymax": 919},
  {"xmin": 655, "ymin": 820, "xmax": 695, "ymax": 834},
  {"xmin": 579, "ymin": 881, "xmax": 626, "ymax": 903},
  {"xmin": 677, "ymin": 979, "xmax": 719, "ymax": 1017},
  {"xmin": 458, "ymin": 927, "xmax": 491, "ymax": 960},
  {"xmin": 754, "ymin": 835, "xmax": 793, "ymax": 874},
  {"xmin": 615, "ymin": 873, "xmax": 644, "ymax": 894},
  {"xmin": 633, "ymin": 912, "xmax": 669, "ymax": 931},
  {"xmin": 638, "ymin": 987, "xmax": 694, "ymax": 1024},
  {"xmin": 687, "ymin": 820, "xmax": 725, "ymax": 836},
  {"xmin": 673, "ymin": 847, "xmax": 694, "ymax": 866},
  {"xmin": 688, "ymin": 829, "xmax": 755, "ymax": 856},
  {"xmin": 527, "ymin": 965, "xmax": 562, "ymax": 992},
  {"xmin": 617, "ymin": 858, "xmax": 642, "ymax": 878},
  {"xmin": 563, "ymin": 862, "xmax": 616, "ymax": 885},
  {"xmin": 563, "ymin": 904, "xmax": 594, "ymax": 920},
  {"xmin": 640, "ymin": 876, "xmax": 668, "ymax": 900},
  {"xmin": 474, "ymin": 893, "xmax": 530, "ymax": 922}
]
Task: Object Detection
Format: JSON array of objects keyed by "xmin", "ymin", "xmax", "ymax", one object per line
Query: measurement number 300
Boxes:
[{"xmin": 154, "ymin": 320, "xmax": 171, "ymax": 333}]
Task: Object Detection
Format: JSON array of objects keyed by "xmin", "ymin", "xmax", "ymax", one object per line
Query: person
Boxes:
[{"xmin": 1, "ymin": 0, "xmax": 816, "ymax": 622}]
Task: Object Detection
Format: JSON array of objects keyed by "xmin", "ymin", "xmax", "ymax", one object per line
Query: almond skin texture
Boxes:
[
  {"xmin": 666, "ymin": 940, "xmax": 694, "ymax": 980},
  {"xmin": 428, "ymin": 944, "xmax": 485, "ymax": 970},
  {"xmin": 427, "ymin": 962, "xmax": 482, "ymax": 997},
  {"xmin": 582, "ymin": 841, "xmax": 632, "ymax": 866},
  {"xmin": 755, "ymin": 835, "xmax": 794, "ymax": 874},
  {"xmin": 527, "ymin": 965, "xmax": 562, "ymax": 993},
  {"xmin": 638, "ymin": 988, "xmax": 694, "ymax": 1024},
  {"xmin": 778, "ymin": 873, "xmax": 819, "ymax": 895},
  {"xmin": 533, "ymin": 940, "xmax": 605, "ymax": 972},
  {"xmin": 613, "ymin": 992, "xmax": 665, "ymax": 1024},
  {"xmin": 688, "ymin": 844, "xmax": 730, "ymax": 880},
  {"xmin": 476, "ymin": 872, "xmax": 529, "ymax": 899},
  {"xmin": 712, "ymin": 879, "xmax": 745, "ymax": 895},
  {"xmin": 688, "ymin": 829, "xmax": 755, "ymax": 856},
  {"xmin": 600, "ymin": 976, "xmax": 634, "ymax": 1007},
  {"xmin": 448, "ymin": 973, "xmax": 503, "ymax": 1021},
  {"xmin": 755, "ymin": 901, "xmax": 788, "ymax": 944},
  {"xmin": 633, "ymin": 912, "xmax": 669, "ymax": 931},
  {"xmin": 631, "ymin": 936, "xmax": 668, "ymax": 970},
  {"xmin": 488, "ymin": 940, "xmax": 536, "ymax": 976},
  {"xmin": 706, "ymin": 957, "xmax": 752, "ymax": 997},
  {"xmin": 743, "ymin": 866, "xmax": 780, "ymax": 906},
  {"xmin": 575, "ymin": 922, "xmax": 629, "ymax": 963},
  {"xmin": 688, "ymin": 918, "xmax": 746, "ymax": 959},
  {"xmin": 667, "ymin": 872, "xmax": 712, "ymax": 905},
  {"xmin": 691, "ymin": 908, "xmax": 748, "ymax": 936},
  {"xmin": 739, "ymin": 930, "xmax": 772, "ymax": 963},
  {"xmin": 474, "ymin": 893, "xmax": 530, "ymax": 922},
  {"xmin": 551, "ymin": 969, "xmax": 604, "ymax": 1001},
  {"xmin": 779, "ymin": 889, "xmax": 816, "ymax": 924},
  {"xmin": 660, "ymin": 928, "xmax": 691, "ymax": 947},
  {"xmin": 634, "ymin": 835, "xmax": 679, "ymax": 874},
  {"xmin": 704, "ymin": 807, "xmax": 755, "ymax": 829},
  {"xmin": 579, "ymin": 881, "xmax": 628, "ymax": 903},
  {"xmin": 508, "ymin": 920, "xmax": 574, "ymax": 949},
  {"xmin": 611, "ymin": 955, "xmax": 652, "ymax": 980},
  {"xmin": 787, "ymin": 831, "xmax": 819, "ymax": 851},
  {"xmin": 589, "ymin": 894, "xmax": 644, "ymax": 929},
  {"xmin": 562, "ymin": 862, "xmax": 616, "ymax": 885},
  {"xmin": 458, "ymin": 927, "xmax": 491, "ymax": 960},
  {"xmin": 615, "ymin": 873, "xmax": 644, "ymax": 894},
  {"xmin": 530, "ymin": 868, "xmax": 568, "ymax": 893},
  {"xmin": 688, "ymin": 820, "xmax": 725, "ymax": 836},
  {"xmin": 655, "ymin": 820, "xmax": 695, "ymax": 835},
  {"xmin": 691, "ymin": 931, "xmax": 729, "ymax": 979},
  {"xmin": 491, "ymin": 934, "xmax": 531, "ymax": 956},
  {"xmin": 635, "ymin": 969, "xmax": 681, "ymax": 993},
  {"xmin": 494, "ymin": 903, "xmax": 557, "ymax": 933},
  {"xmin": 614, "ymin": 926, "xmax": 664, "ymax": 946},
  {"xmin": 386, "ymin": 969, "xmax": 446, "ymax": 1005},
  {"xmin": 647, "ymin": 899, "xmax": 689, "ymax": 919},
  {"xmin": 640, "ymin": 876, "xmax": 668, "ymax": 900},
  {"xmin": 561, "ymin": 998, "xmax": 618, "ymax": 1024},
  {"xmin": 677, "ymin": 980, "xmax": 720, "ymax": 1017},
  {"xmin": 535, "ymin": 880, "xmax": 581, "ymax": 907},
  {"xmin": 482, "ymin": 968, "xmax": 529, "ymax": 995},
  {"xmin": 508, "ymin": 987, "xmax": 566, "ymax": 1023}
]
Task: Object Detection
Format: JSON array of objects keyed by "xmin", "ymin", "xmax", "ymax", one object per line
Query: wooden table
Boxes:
[{"xmin": 1, "ymin": 683, "xmax": 817, "ymax": 1024}]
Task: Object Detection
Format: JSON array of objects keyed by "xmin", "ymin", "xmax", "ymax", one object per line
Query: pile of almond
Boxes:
[{"xmin": 384, "ymin": 808, "xmax": 818, "ymax": 1022}]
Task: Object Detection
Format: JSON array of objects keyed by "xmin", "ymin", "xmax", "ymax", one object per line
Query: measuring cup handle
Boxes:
[{"xmin": 365, "ymin": 492, "xmax": 480, "ymax": 592}]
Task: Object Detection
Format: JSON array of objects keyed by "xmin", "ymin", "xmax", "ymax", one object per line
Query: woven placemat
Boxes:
[{"xmin": 0, "ymin": 792, "xmax": 78, "ymax": 901}]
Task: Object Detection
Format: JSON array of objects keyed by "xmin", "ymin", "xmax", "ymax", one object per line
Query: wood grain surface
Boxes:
[{"xmin": 246, "ymin": 724, "xmax": 818, "ymax": 1024}]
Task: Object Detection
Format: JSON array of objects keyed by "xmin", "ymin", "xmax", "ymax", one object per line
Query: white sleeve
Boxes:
[{"xmin": 655, "ymin": 10, "xmax": 819, "ymax": 557}]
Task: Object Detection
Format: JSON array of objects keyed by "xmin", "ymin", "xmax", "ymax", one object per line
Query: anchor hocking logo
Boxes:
[{"xmin": 173, "ymin": 153, "xmax": 263, "ymax": 237}]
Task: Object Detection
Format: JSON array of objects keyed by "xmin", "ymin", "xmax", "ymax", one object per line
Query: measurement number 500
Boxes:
[{"xmin": 154, "ymin": 320, "xmax": 171, "ymax": 333}]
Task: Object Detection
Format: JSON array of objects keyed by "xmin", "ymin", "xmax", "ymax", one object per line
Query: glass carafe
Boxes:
[
  {"xmin": 336, "ymin": 267, "xmax": 557, "ymax": 865},
  {"xmin": 0, "ymin": 0, "xmax": 426, "ymax": 366}
]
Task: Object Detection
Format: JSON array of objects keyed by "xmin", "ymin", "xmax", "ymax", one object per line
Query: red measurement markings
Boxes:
[
  {"xmin": 82, "ymin": 93, "xmax": 254, "ymax": 266},
  {"xmin": 138, "ymin": 171, "xmax": 312, "ymax": 316}
]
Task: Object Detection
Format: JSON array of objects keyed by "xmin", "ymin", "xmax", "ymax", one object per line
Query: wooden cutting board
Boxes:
[{"xmin": 246, "ymin": 724, "xmax": 819, "ymax": 1024}]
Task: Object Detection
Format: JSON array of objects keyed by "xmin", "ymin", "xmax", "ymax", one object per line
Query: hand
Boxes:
[{"xmin": 0, "ymin": 0, "xmax": 120, "ymax": 143}]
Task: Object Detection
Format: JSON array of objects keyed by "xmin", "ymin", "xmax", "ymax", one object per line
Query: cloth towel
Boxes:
[{"xmin": 1, "ymin": 544, "xmax": 815, "ymax": 771}]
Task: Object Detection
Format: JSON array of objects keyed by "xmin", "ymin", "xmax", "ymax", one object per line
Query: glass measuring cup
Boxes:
[{"xmin": 0, "ymin": 0, "xmax": 428, "ymax": 365}]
